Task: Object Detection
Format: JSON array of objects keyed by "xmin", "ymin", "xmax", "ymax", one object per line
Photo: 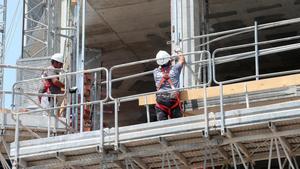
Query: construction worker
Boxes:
[
  {"xmin": 39, "ymin": 53, "xmax": 65, "ymax": 110},
  {"xmin": 153, "ymin": 50, "xmax": 185, "ymax": 121}
]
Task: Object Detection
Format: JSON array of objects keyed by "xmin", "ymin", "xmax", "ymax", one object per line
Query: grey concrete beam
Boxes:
[{"xmin": 159, "ymin": 137, "xmax": 190, "ymax": 168}]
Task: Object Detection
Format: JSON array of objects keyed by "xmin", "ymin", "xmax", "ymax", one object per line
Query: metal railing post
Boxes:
[
  {"xmin": 204, "ymin": 85, "xmax": 209, "ymax": 137},
  {"xmin": 244, "ymin": 83, "xmax": 250, "ymax": 108},
  {"xmin": 47, "ymin": 110, "xmax": 51, "ymax": 137},
  {"xmin": 1, "ymin": 92, "xmax": 5, "ymax": 129},
  {"xmin": 66, "ymin": 92, "xmax": 71, "ymax": 129},
  {"xmin": 219, "ymin": 83, "xmax": 225, "ymax": 135},
  {"xmin": 79, "ymin": 0, "xmax": 86, "ymax": 133},
  {"xmin": 13, "ymin": 113, "xmax": 20, "ymax": 169},
  {"xmin": 254, "ymin": 21, "xmax": 259, "ymax": 80},
  {"xmin": 75, "ymin": 0, "xmax": 81, "ymax": 133},
  {"xmin": 99, "ymin": 101, "xmax": 104, "ymax": 151},
  {"xmin": 53, "ymin": 95, "xmax": 57, "ymax": 135},
  {"xmin": 12, "ymin": 88, "xmax": 19, "ymax": 169},
  {"xmin": 145, "ymin": 96, "xmax": 150, "ymax": 123},
  {"xmin": 114, "ymin": 99, "xmax": 119, "ymax": 150}
]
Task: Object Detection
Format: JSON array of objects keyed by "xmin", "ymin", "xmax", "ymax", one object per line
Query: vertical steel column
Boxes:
[
  {"xmin": 75, "ymin": 0, "xmax": 81, "ymax": 132},
  {"xmin": 0, "ymin": 0, "xmax": 7, "ymax": 107},
  {"xmin": 171, "ymin": 0, "xmax": 182, "ymax": 49},
  {"xmin": 205, "ymin": 0, "xmax": 209, "ymax": 51},
  {"xmin": 79, "ymin": 0, "xmax": 86, "ymax": 133},
  {"xmin": 12, "ymin": 1, "xmax": 23, "ymax": 168},
  {"xmin": 46, "ymin": 0, "xmax": 52, "ymax": 56},
  {"xmin": 171, "ymin": 0, "xmax": 184, "ymax": 88},
  {"xmin": 201, "ymin": 0, "xmax": 209, "ymax": 84},
  {"xmin": 254, "ymin": 21, "xmax": 259, "ymax": 80}
]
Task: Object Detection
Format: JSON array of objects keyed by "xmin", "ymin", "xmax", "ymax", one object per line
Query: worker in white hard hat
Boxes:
[
  {"xmin": 153, "ymin": 49, "xmax": 185, "ymax": 121},
  {"xmin": 39, "ymin": 53, "xmax": 65, "ymax": 113}
]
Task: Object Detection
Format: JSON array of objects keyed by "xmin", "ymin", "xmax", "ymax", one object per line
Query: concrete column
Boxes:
[
  {"xmin": 60, "ymin": 0, "xmax": 68, "ymax": 55},
  {"xmin": 182, "ymin": 0, "xmax": 196, "ymax": 87},
  {"xmin": 171, "ymin": 0, "xmax": 181, "ymax": 50}
]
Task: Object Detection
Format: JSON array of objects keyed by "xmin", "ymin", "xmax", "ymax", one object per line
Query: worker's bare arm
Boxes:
[
  {"xmin": 177, "ymin": 51, "xmax": 185, "ymax": 65},
  {"xmin": 52, "ymin": 78, "xmax": 65, "ymax": 89}
]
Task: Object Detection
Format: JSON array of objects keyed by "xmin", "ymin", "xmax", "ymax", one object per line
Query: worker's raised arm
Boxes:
[{"xmin": 177, "ymin": 51, "xmax": 185, "ymax": 65}]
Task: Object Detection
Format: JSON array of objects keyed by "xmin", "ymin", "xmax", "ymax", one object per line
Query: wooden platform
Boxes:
[{"xmin": 139, "ymin": 74, "xmax": 300, "ymax": 106}]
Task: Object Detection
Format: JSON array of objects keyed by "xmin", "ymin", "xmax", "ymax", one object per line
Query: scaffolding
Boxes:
[
  {"xmin": 0, "ymin": 0, "xmax": 300, "ymax": 169},
  {"xmin": 4, "ymin": 16, "xmax": 300, "ymax": 168}
]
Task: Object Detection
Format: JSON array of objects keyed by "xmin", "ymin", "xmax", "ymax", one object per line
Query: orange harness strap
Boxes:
[{"xmin": 155, "ymin": 67, "xmax": 182, "ymax": 118}]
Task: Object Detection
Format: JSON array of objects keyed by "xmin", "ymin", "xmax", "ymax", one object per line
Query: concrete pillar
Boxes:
[
  {"xmin": 171, "ymin": 0, "xmax": 205, "ymax": 87},
  {"xmin": 60, "ymin": 0, "xmax": 68, "ymax": 55}
]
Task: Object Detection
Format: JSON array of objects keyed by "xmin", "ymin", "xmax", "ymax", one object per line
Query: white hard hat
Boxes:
[
  {"xmin": 51, "ymin": 53, "xmax": 64, "ymax": 63},
  {"xmin": 156, "ymin": 50, "xmax": 171, "ymax": 66}
]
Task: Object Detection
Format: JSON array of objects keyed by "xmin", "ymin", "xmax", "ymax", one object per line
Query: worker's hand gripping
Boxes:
[{"xmin": 174, "ymin": 47, "xmax": 185, "ymax": 65}]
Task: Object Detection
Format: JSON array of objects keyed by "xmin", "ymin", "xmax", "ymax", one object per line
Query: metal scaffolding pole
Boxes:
[
  {"xmin": 79, "ymin": 0, "xmax": 86, "ymax": 133},
  {"xmin": 0, "ymin": 0, "xmax": 7, "ymax": 107}
]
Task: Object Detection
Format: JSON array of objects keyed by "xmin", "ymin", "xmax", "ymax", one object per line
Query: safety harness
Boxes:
[
  {"xmin": 155, "ymin": 66, "xmax": 182, "ymax": 118},
  {"xmin": 41, "ymin": 71, "xmax": 51, "ymax": 94}
]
